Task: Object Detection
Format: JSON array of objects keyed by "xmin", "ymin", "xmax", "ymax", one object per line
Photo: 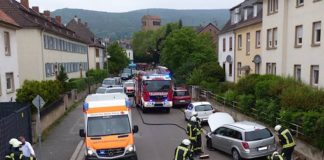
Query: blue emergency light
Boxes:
[
  {"xmin": 83, "ymin": 102, "xmax": 89, "ymax": 111},
  {"xmin": 126, "ymin": 100, "xmax": 132, "ymax": 108}
]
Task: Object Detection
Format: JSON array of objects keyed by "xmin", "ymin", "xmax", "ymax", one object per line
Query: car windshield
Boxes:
[
  {"xmin": 245, "ymin": 128, "xmax": 273, "ymax": 141},
  {"xmin": 96, "ymin": 88, "xmax": 106, "ymax": 94},
  {"xmin": 145, "ymin": 80, "xmax": 171, "ymax": 92},
  {"xmin": 103, "ymin": 79, "xmax": 115, "ymax": 85},
  {"xmin": 106, "ymin": 88, "xmax": 124, "ymax": 93},
  {"xmin": 123, "ymin": 69, "xmax": 132, "ymax": 74},
  {"xmin": 195, "ymin": 105, "xmax": 213, "ymax": 111},
  {"xmin": 87, "ymin": 115, "xmax": 131, "ymax": 137},
  {"xmin": 174, "ymin": 91, "xmax": 189, "ymax": 96},
  {"xmin": 124, "ymin": 83, "xmax": 134, "ymax": 87},
  {"xmin": 122, "ymin": 73, "xmax": 130, "ymax": 77}
]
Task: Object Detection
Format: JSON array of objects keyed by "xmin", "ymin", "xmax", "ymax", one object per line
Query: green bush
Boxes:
[
  {"xmin": 238, "ymin": 94, "xmax": 255, "ymax": 114},
  {"xmin": 86, "ymin": 69, "xmax": 108, "ymax": 83},
  {"xmin": 302, "ymin": 112, "xmax": 322, "ymax": 138},
  {"xmin": 315, "ymin": 116, "xmax": 324, "ymax": 149},
  {"xmin": 68, "ymin": 78, "xmax": 87, "ymax": 92},
  {"xmin": 224, "ymin": 90, "xmax": 238, "ymax": 102},
  {"xmin": 16, "ymin": 80, "xmax": 63, "ymax": 113},
  {"xmin": 236, "ymin": 74, "xmax": 260, "ymax": 95}
]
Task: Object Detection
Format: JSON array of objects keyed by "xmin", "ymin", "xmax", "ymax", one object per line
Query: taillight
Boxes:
[
  {"xmin": 242, "ymin": 142, "xmax": 249, "ymax": 149},
  {"xmin": 143, "ymin": 91, "xmax": 150, "ymax": 101}
]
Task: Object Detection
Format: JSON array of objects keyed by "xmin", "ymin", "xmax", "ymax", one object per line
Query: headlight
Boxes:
[
  {"xmin": 87, "ymin": 148, "xmax": 96, "ymax": 156},
  {"xmin": 125, "ymin": 145, "xmax": 135, "ymax": 153}
]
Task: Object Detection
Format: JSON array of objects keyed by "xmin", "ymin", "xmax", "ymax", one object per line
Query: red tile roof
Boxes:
[
  {"xmin": 0, "ymin": 9, "xmax": 19, "ymax": 27},
  {"xmin": 142, "ymin": 15, "xmax": 161, "ymax": 20},
  {"xmin": 0, "ymin": 0, "xmax": 87, "ymax": 44}
]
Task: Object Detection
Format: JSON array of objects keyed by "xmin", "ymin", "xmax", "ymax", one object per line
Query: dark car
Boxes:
[
  {"xmin": 173, "ymin": 87, "xmax": 191, "ymax": 107},
  {"xmin": 121, "ymin": 73, "xmax": 131, "ymax": 80}
]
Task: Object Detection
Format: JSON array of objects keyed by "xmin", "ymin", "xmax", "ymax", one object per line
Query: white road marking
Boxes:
[{"xmin": 70, "ymin": 140, "xmax": 84, "ymax": 160}]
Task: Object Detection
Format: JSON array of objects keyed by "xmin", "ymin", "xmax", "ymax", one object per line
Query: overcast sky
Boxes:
[{"xmin": 28, "ymin": 0, "xmax": 244, "ymax": 12}]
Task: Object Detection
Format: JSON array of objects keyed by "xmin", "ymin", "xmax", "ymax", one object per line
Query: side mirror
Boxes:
[
  {"xmin": 133, "ymin": 125, "xmax": 139, "ymax": 133},
  {"xmin": 79, "ymin": 129, "xmax": 85, "ymax": 137}
]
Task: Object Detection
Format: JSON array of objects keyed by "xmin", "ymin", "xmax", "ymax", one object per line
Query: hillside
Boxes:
[{"xmin": 52, "ymin": 8, "xmax": 229, "ymax": 39}]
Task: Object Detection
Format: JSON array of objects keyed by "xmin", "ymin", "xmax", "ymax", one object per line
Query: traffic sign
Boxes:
[{"xmin": 32, "ymin": 95, "xmax": 45, "ymax": 109}]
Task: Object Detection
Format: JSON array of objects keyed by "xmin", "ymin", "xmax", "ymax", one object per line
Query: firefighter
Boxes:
[
  {"xmin": 191, "ymin": 112, "xmax": 203, "ymax": 154},
  {"xmin": 275, "ymin": 125, "xmax": 296, "ymax": 160},
  {"xmin": 187, "ymin": 116, "xmax": 201, "ymax": 155},
  {"xmin": 5, "ymin": 138, "xmax": 24, "ymax": 160},
  {"xmin": 174, "ymin": 139, "xmax": 193, "ymax": 160}
]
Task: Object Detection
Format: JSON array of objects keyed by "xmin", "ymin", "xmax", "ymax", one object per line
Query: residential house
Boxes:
[
  {"xmin": 0, "ymin": 0, "xmax": 89, "ymax": 82},
  {"xmin": 141, "ymin": 15, "xmax": 161, "ymax": 31},
  {"xmin": 67, "ymin": 16, "xmax": 106, "ymax": 70},
  {"xmin": 234, "ymin": 0, "xmax": 263, "ymax": 82},
  {"xmin": 198, "ymin": 23, "xmax": 220, "ymax": 57},
  {"xmin": 118, "ymin": 40, "xmax": 133, "ymax": 62},
  {"xmin": 0, "ymin": 10, "xmax": 20, "ymax": 102}
]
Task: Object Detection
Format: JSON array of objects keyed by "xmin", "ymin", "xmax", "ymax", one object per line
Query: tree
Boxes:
[
  {"xmin": 56, "ymin": 65, "xmax": 69, "ymax": 92},
  {"xmin": 107, "ymin": 42, "xmax": 129, "ymax": 75},
  {"xmin": 160, "ymin": 27, "xmax": 217, "ymax": 83}
]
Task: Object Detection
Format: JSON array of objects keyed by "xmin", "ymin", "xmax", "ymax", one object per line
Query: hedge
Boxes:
[
  {"xmin": 86, "ymin": 69, "xmax": 108, "ymax": 83},
  {"xmin": 68, "ymin": 78, "xmax": 87, "ymax": 92}
]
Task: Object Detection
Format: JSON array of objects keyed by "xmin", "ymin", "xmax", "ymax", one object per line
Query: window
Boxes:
[
  {"xmin": 297, "ymin": 0, "xmax": 304, "ymax": 7},
  {"xmin": 229, "ymin": 37, "xmax": 233, "ymax": 51},
  {"xmin": 244, "ymin": 9, "xmax": 248, "ymax": 20},
  {"xmin": 267, "ymin": 29, "xmax": 273, "ymax": 48},
  {"xmin": 295, "ymin": 25, "xmax": 303, "ymax": 47},
  {"xmin": 153, "ymin": 21, "xmax": 160, "ymax": 26},
  {"xmin": 267, "ymin": 28, "xmax": 277, "ymax": 49},
  {"xmin": 4, "ymin": 31, "xmax": 11, "ymax": 56},
  {"xmin": 5, "ymin": 73, "xmax": 14, "ymax": 93},
  {"xmin": 246, "ymin": 33, "xmax": 250, "ymax": 55},
  {"xmin": 96, "ymin": 49, "xmax": 100, "ymax": 57},
  {"xmin": 238, "ymin": 62, "xmax": 242, "ymax": 76},
  {"xmin": 223, "ymin": 38, "xmax": 226, "ymax": 52},
  {"xmin": 313, "ymin": 21, "xmax": 321, "ymax": 46},
  {"xmin": 268, "ymin": 0, "xmax": 278, "ymax": 14},
  {"xmin": 294, "ymin": 65, "xmax": 301, "ymax": 81},
  {"xmin": 266, "ymin": 63, "xmax": 277, "ymax": 75},
  {"xmin": 253, "ymin": 5, "xmax": 258, "ymax": 17},
  {"xmin": 229, "ymin": 63, "xmax": 233, "ymax": 77},
  {"xmin": 311, "ymin": 65, "xmax": 319, "ymax": 86},
  {"xmin": 256, "ymin": 30, "xmax": 261, "ymax": 48},
  {"xmin": 238, "ymin": 35, "xmax": 242, "ymax": 50}
]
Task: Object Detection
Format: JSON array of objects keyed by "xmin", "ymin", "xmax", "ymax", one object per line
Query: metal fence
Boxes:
[
  {"xmin": 190, "ymin": 86, "xmax": 305, "ymax": 138},
  {"xmin": 0, "ymin": 103, "xmax": 32, "ymax": 159}
]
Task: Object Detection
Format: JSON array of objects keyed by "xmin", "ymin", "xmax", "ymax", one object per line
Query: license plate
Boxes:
[
  {"xmin": 180, "ymin": 100, "xmax": 185, "ymax": 102},
  {"xmin": 258, "ymin": 146, "xmax": 267, "ymax": 151}
]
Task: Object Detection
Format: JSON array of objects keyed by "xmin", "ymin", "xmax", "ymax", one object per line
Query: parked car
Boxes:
[
  {"xmin": 206, "ymin": 113, "xmax": 277, "ymax": 160},
  {"xmin": 123, "ymin": 81, "xmax": 135, "ymax": 96},
  {"xmin": 184, "ymin": 102, "xmax": 215, "ymax": 122},
  {"xmin": 113, "ymin": 77, "xmax": 122, "ymax": 85},
  {"xmin": 96, "ymin": 87, "xmax": 107, "ymax": 94},
  {"xmin": 173, "ymin": 87, "xmax": 191, "ymax": 107},
  {"xmin": 121, "ymin": 73, "xmax": 131, "ymax": 80},
  {"xmin": 106, "ymin": 86, "xmax": 125, "ymax": 94},
  {"xmin": 102, "ymin": 78, "xmax": 117, "ymax": 87}
]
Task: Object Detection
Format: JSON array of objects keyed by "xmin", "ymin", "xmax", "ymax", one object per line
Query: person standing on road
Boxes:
[
  {"xmin": 274, "ymin": 125, "xmax": 296, "ymax": 160},
  {"xmin": 18, "ymin": 136, "xmax": 36, "ymax": 160},
  {"xmin": 5, "ymin": 138, "xmax": 24, "ymax": 160},
  {"xmin": 174, "ymin": 139, "xmax": 193, "ymax": 160},
  {"xmin": 186, "ymin": 116, "xmax": 201, "ymax": 155},
  {"xmin": 191, "ymin": 112, "xmax": 203, "ymax": 154}
]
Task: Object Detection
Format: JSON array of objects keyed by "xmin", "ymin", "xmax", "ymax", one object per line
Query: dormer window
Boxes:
[
  {"xmin": 244, "ymin": 9, "xmax": 248, "ymax": 20},
  {"xmin": 253, "ymin": 5, "xmax": 258, "ymax": 17}
]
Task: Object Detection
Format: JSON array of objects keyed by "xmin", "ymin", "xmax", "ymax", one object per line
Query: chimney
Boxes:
[
  {"xmin": 55, "ymin": 16, "xmax": 61, "ymax": 24},
  {"xmin": 44, "ymin": 10, "xmax": 50, "ymax": 18},
  {"xmin": 32, "ymin": 6, "xmax": 39, "ymax": 13},
  {"xmin": 21, "ymin": 0, "xmax": 29, "ymax": 9}
]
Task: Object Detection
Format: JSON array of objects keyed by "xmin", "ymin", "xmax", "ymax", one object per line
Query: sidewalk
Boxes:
[{"xmin": 34, "ymin": 104, "xmax": 84, "ymax": 160}]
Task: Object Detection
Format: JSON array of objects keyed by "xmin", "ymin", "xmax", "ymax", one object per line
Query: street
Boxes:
[{"xmin": 36, "ymin": 97, "xmax": 232, "ymax": 160}]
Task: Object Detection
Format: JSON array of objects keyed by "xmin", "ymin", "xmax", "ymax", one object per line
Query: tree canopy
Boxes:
[{"xmin": 107, "ymin": 42, "xmax": 129, "ymax": 75}]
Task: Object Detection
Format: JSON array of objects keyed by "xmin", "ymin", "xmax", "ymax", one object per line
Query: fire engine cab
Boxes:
[{"xmin": 135, "ymin": 71, "xmax": 173, "ymax": 113}]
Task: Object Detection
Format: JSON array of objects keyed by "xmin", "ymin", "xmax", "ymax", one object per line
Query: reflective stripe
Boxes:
[
  {"xmin": 187, "ymin": 123, "xmax": 195, "ymax": 140},
  {"xmin": 281, "ymin": 129, "xmax": 296, "ymax": 148},
  {"xmin": 175, "ymin": 146, "xmax": 189, "ymax": 160}
]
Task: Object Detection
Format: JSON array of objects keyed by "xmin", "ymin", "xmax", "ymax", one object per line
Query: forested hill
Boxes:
[{"xmin": 52, "ymin": 8, "xmax": 229, "ymax": 39}]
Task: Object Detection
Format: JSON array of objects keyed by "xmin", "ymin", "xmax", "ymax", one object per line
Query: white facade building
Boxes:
[
  {"xmin": 125, "ymin": 49, "xmax": 134, "ymax": 61},
  {"xmin": 0, "ymin": 11, "xmax": 20, "ymax": 102},
  {"xmin": 218, "ymin": 31, "xmax": 235, "ymax": 82}
]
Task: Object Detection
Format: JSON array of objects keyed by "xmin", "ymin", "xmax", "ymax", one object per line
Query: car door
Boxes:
[{"xmin": 211, "ymin": 127, "xmax": 228, "ymax": 152}]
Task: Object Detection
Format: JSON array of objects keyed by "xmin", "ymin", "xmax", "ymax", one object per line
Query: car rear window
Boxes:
[
  {"xmin": 245, "ymin": 128, "xmax": 273, "ymax": 141},
  {"xmin": 174, "ymin": 91, "xmax": 189, "ymax": 96},
  {"xmin": 195, "ymin": 105, "xmax": 213, "ymax": 111}
]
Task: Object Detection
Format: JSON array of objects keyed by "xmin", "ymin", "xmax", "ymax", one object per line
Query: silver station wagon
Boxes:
[{"xmin": 206, "ymin": 113, "xmax": 277, "ymax": 160}]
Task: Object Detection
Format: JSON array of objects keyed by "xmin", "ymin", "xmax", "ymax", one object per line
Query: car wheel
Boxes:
[
  {"xmin": 232, "ymin": 149, "xmax": 242, "ymax": 160},
  {"xmin": 206, "ymin": 137, "xmax": 213, "ymax": 150}
]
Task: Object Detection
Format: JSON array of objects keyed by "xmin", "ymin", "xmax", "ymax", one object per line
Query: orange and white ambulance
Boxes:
[{"xmin": 79, "ymin": 93, "xmax": 138, "ymax": 160}]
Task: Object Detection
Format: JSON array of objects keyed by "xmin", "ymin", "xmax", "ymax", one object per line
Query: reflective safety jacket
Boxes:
[
  {"xmin": 279, "ymin": 129, "xmax": 296, "ymax": 148},
  {"xmin": 174, "ymin": 145, "xmax": 191, "ymax": 160},
  {"xmin": 269, "ymin": 154, "xmax": 284, "ymax": 160},
  {"xmin": 187, "ymin": 122, "xmax": 200, "ymax": 141},
  {"xmin": 5, "ymin": 152, "xmax": 24, "ymax": 160}
]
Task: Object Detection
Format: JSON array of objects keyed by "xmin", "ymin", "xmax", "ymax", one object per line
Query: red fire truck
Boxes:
[{"xmin": 135, "ymin": 70, "xmax": 173, "ymax": 113}]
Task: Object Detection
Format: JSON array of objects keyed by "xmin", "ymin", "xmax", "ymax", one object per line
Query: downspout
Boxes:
[
  {"xmin": 233, "ymin": 30, "xmax": 236, "ymax": 83},
  {"xmin": 40, "ymin": 28, "xmax": 45, "ymax": 80}
]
